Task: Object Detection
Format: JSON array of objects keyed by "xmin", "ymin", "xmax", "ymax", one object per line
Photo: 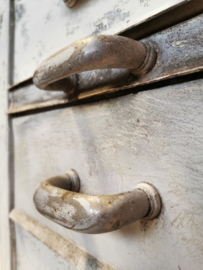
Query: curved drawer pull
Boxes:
[
  {"xmin": 63, "ymin": 0, "xmax": 78, "ymax": 8},
  {"xmin": 33, "ymin": 169, "xmax": 161, "ymax": 234},
  {"xmin": 33, "ymin": 35, "xmax": 157, "ymax": 94}
]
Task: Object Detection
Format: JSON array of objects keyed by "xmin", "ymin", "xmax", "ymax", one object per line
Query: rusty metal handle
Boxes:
[
  {"xmin": 33, "ymin": 169, "xmax": 161, "ymax": 234},
  {"xmin": 33, "ymin": 35, "xmax": 157, "ymax": 94}
]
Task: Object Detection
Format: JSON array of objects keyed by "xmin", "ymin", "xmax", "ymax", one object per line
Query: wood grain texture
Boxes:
[
  {"xmin": 12, "ymin": 0, "xmax": 187, "ymax": 85},
  {"xmin": 8, "ymin": 13, "xmax": 203, "ymax": 114},
  {"xmin": 10, "ymin": 209, "xmax": 115, "ymax": 270},
  {"xmin": 14, "ymin": 223, "xmax": 77, "ymax": 270},
  {"xmin": 12, "ymin": 79, "xmax": 203, "ymax": 269}
]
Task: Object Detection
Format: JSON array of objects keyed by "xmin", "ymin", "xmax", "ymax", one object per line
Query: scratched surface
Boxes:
[
  {"xmin": 13, "ymin": 0, "xmax": 187, "ymax": 85},
  {"xmin": 15, "ymin": 224, "xmax": 77, "ymax": 270},
  {"xmin": 12, "ymin": 79, "xmax": 203, "ymax": 269},
  {"xmin": 11, "ymin": 209, "xmax": 116, "ymax": 270},
  {"xmin": 9, "ymin": 13, "xmax": 203, "ymax": 114}
]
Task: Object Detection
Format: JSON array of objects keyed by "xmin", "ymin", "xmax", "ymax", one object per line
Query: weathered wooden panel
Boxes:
[
  {"xmin": 13, "ymin": 0, "xmax": 187, "ymax": 85},
  {"xmin": 12, "ymin": 79, "xmax": 203, "ymax": 269},
  {"xmin": 9, "ymin": 13, "xmax": 203, "ymax": 114},
  {"xmin": 14, "ymin": 223, "xmax": 77, "ymax": 270},
  {"xmin": 10, "ymin": 209, "xmax": 116, "ymax": 270}
]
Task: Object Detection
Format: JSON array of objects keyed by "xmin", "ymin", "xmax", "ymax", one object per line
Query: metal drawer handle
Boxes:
[
  {"xmin": 63, "ymin": 0, "xmax": 77, "ymax": 8},
  {"xmin": 33, "ymin": 169, "xmax": 161, "ymax": 234},
  {"xmin": 33, "ymin": 35, "xmax": 157, "ymax": 94}
]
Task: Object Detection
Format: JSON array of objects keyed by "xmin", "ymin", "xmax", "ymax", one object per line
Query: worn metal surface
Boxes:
[
  {"xmin": 33, "ymin": 170, "xmax": 161, "ymax": 233},
  {"xmin": 12, "ymin": 0, "xmax": 188, "ymax": 85},
  {"xmin": 10, "ymin": 209, "xmax": 115, "ymax": 270},
  {"xmin": 12, "ymin": 79, "xmax": 203, "ymax": 269},
  {"xmin": 33, "ymin": 35, "xmax": 156, "ymax": 94},
  {"xmin": 63, "ymin": 0, "xmax": 78, "ymax": 8},
  {"xmin": 8, "ymin": 13, "xmax": 203, "ymax": 114}
]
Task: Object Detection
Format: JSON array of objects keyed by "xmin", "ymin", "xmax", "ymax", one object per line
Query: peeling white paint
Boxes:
[
  {"xmin": 74, "ymin": 197, "xmax": 91, "ymax": 212},
  {"xmin": 171, "ymin": 39, "xmax": 188, "ymax": 47},
  {"xmin": 13, "ymin": 79, "xmax": 203, "ymax": 268},
  {"xmin": 11, "ymin": 209, "xmax": 115, "ymax": 270},
  {"xmin": 13, "ymin": 0, "xmax": 188, "ymax": 84},
  {"xmin": 50, "ymin": 188, "xmax": 59, "ymax": 197}
]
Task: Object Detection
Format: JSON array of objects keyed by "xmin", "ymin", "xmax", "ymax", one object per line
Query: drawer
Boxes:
[
  {"xmin": 15, "ymin": 224, "xmax": 77, "ymax": 270},
  {"xmin": 13, "ymin": 0, "xmax": 188, "ymax": 85},
  {"xmin": 9, "ymin": 13, "xmax": 203, "ymax": 114},
  {"xmin": 2, "ymin": 1, "xmax": 203, "ymax": 269},
  {"xmin": 12, "ymin": 79, "xmax": 203, "ymax": 269}
]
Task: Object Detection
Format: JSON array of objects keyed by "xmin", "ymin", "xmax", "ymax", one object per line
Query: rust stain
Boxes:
[
  {"xmin": 34, "ymin": 171, "xmax": 160, "ymax": 234},
  {"xmin": 140, "ymin": 219, "xmax": 150, "ymax": 232},
  {"xmin": 61, "ymin": 191, "xmax": 69, "ymax": 201},
  {"xmin": 171, "ymin": 213, "xmax": 181, "ymax": 227},
  {"xmin": 139, "ymin": 216, "xmax": 161, "ymax": 232}
]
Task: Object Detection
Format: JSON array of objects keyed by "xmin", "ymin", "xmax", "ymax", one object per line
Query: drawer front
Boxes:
[
  {"xmin": 9, "ymin": 13, "xmax": 203, "ymax": 115},
  {"xmin": 13, "ymin": 0, "xmax": 187, "ymax": 85},
  {"xmin": 12, "ymin": 79, "xmax": 203, "ymax": 269},
  {"xmin": 15, "ymin": 224, "xmax": 77, "ymax": 270}
]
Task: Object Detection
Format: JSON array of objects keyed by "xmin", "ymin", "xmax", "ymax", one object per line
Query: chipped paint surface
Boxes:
[
  {"xmin": 33, "ymin": 173, "xmax": 151, "ymax": 233},
  {"xmin": 8, "ymin": 13, "xmax": 203, "ymax": 114},
  {"xmin": 13, "ymin": 79, "xmax": 203, "ymax": 269},
  {"xmin": 171, "ymin": 39, "xmax": 188, "ymax": 47},
  {"xmin": 10, "ymin": 209, "xmax": 116, "ymax": 270},
  {"xmin": 33, "ymin": 35, "xmax": 157, "ymax": 92},
  {"xmin": 13, "ymin": 0, "xmax": 187, "ymax": 85}
]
